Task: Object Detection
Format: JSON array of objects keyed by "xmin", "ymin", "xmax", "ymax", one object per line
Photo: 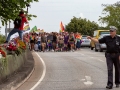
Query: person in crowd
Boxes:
[
  {"xmin": 47, "ymin": 33, "xmax": 52, "ymax": 51},
  {"xmin": 37, "ymin": 34, "xmax": 41, "ymax": 51},
  {"xmin": 75, "ymin": 33, "xmax": 82, "ymax": 50},
  {"xmin": 41, "ymin": 33, "xmax": 46, "ymax": 52},
  {"xmin": 30, "ymin": 33, "xmax": 35, "ymax": 51},
  {"xmin": 34, "ymin": 41, "xmax": 39, "ymax": 51},
  {"xmin": 52, "ymin": 33, "xmax": 57, "ymax": 51},
  {"xmin": 58, "ymin": 33, "xmax": 64, "ymax": 51},
  {"xmin": 64, "ymin": 32, "xmax": 69, "ymax": 51},
  {"xmin": 68, "ymin": 32, "xmax": 75, "ymax": 52}
]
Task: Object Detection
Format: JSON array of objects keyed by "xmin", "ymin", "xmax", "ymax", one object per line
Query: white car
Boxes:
[
  {"xmin": 81, "ymin": 35, "xmax": 91, "ymax": 47},
  {"xmin": 95, "ymin": 34, "xmax": 109, "ymax": 52}
]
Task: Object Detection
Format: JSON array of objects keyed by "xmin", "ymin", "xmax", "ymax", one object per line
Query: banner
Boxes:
[
  {"xmin": 36, "ymin": 29, "xmax": 44, "ymax": 33},
  {"xmin": 23, "ymin": 25, "xmax": 30, "ymax": 32}
]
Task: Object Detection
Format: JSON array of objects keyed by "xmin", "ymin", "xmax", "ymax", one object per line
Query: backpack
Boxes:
[{"xmin": 14, "ymin": 15, "xmax": 24, "ymax": 28}]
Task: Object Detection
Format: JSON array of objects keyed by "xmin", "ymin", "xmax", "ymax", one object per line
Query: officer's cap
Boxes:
[{"xmin": 110, "ymin": 26, "xmax": 117, "ymax": 31}]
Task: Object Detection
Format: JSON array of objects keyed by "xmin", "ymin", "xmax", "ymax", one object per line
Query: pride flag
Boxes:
[
  {"xmin": 60, "ymin": 21, "xmax": 65, "ymax": 32},
  {"xmin": 36, "ymin": 29, "xmax": 44, "ymax": 33},
  {"xmin": 36, "ymin": 29, "xmax": 40, "ymax": 32},
  {"xmin": 30, "ymin": 26, "xmax": 37, "ymax": 32},
  {"xmin": 23, "ymin": 25, "xmax": 30, "ymax": 31}
]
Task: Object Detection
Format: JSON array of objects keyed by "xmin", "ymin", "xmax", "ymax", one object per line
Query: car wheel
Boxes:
[
  {"xmin": 95, "ymin": 45, "xmax": 98, "ymax": 52},
  {"xmin": 99, "ymin": 47, "xmax": 103, "ymax": 52}
]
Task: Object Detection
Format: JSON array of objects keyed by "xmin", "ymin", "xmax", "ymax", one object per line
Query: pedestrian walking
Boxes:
[
  {"xmin": 87, "ymin": 26, "xmax": 120, "ymax": 89},
  {"xmin": 52, "ymin": 33, "xmax": 57, "ymax": 51},
  {"xmin": 37, "ymin": 34, "xmax": 41, "ymax": 51},
  {"xmin": 75, "ymin": 32, "xmax": 82, "ymax": 50},
  {"xmin": 30, "ymin": 33, "xmax": 35, "ymax": 51},
  {"xmin": 68, "ymin": 32, "xmax": 75, "ymax": 52},
  {"xmin": 41, "ymin": 33, "xmax": 46, "ymax": 52}
]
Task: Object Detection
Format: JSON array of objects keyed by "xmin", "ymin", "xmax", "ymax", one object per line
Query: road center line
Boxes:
[{"xmin": 30, "ymin": 52, "xmax": 46, "ymax": 90}]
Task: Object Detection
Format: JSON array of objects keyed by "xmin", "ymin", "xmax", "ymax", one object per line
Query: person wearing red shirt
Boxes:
[{"xmin": 5, "ymin": 10, "xmax": 28, "ymax": 43}]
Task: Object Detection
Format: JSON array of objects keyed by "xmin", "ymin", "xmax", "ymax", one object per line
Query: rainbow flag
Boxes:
[
  {"xmin": 60, "ymin": 21, "xmax": 65, "ymax": 32},
  {"xmin": 36, "ymin": 29, "xmax": 44, "ymax": 33},
  {"xmin": 23, "ymin": 25, "xmax": 30, "ymax": 31}
]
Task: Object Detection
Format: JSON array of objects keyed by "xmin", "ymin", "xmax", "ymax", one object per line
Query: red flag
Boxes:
[{"xmin": 60, "ymin": 21, "xmax": 65, "ymax": 32}]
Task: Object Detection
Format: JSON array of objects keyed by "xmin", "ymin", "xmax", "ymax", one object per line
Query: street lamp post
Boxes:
[{"xmin": 26, "ymin": 3, "xmax": 30, "ymax": 13}]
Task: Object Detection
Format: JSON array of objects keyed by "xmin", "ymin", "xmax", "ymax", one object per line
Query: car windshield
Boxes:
[
  {"xmin": 82, "ymin": 37, "xmax": 87, "ymax": 39},
  {"xmin": 100, "ymin": 34, "xmax": 110, "ymax": 38},
  {"xmin": 99, "ymin": 31, "xmax": 110, "ymax": 35}
]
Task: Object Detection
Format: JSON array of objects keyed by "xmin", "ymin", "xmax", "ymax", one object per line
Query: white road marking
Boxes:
[
  {"xmin": 83, "ymin": 76, "xmax": 93, "ymax": 86},
  {"xmin": 89, "ymin": 57, "xmax": 105, "ymax": 62},
  {"xmin": 74, "ymin": 52, "xmax": 85, "ymax": 56},
  {"xmin": 98, "ymin": 59, "xmax": 105, "ymax": 62},
  {"xmin": 84, "ymin": 81, "xmax": 93, "ymax": 86},
  {"xmin": 80, "ymin": 53, "xmax": 85, "ymax": 56},
  {"xmin": 30, "ymin": 52, "xmax": 46, "ymax": 90},
  {"xmin": 81, "ymin": 79, "xmax": 86, "ymax": 81}
]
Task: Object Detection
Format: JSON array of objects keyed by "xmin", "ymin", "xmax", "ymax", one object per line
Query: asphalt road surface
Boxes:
[{"xmin": 18, "ymin": 48, "xmax": 119, "ymax": 90}]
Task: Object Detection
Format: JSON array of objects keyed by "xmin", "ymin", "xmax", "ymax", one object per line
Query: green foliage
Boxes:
[
  {"xmin": 99, "ymin": 1, "xmax": 120, "ymax": 34},
  {"xmin": 65, "ymin": 17, "xmax": 99, "ymax": 36},
  {"xmin": 0, "ymin": 0, "xmax": 39, "ymax": 25},
  {"xmin": 1, "ymin": 57, "xmax": 7, "ymax": 67},
  {"xmin": 0, "ymin": 34, "xmax": 6, "ymax": 44}
]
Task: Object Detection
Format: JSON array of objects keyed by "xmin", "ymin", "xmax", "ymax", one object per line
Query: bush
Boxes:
[{"xmin": 0, "ymin": 34, "xmax": 6, "ymax": 44}]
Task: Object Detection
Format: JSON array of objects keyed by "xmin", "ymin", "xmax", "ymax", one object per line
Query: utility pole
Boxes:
[
  {"xmin": 5, "ymin": 22, "xmax": 7, "ymax": 39},
  {"xmin": 0, "ymin": 26, "xmax": 1, "ymax": 35},
  {"xmin": 26, "ymin": 3, "xmax": 30, "ymax": 14}
]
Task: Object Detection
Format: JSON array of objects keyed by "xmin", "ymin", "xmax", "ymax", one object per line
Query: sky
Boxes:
[{"xmin": 0, "ymin": 0, "xmax": 119, "ymax": 36}]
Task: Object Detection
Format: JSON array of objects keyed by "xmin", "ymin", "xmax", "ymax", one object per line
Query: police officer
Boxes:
[{"xmin": 87, "ymin": 26, "xmax": 120, "ymax": 89}]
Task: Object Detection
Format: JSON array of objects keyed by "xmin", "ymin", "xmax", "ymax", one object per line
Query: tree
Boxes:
[
  {"xmin": 99, "ymin": 1, "xmax": 120, "ymax": 34},
  {"xmin": 0, "ymin": 0, "xmax": 38, "ymax": 25},
  {"xmin": 65, "ymin": 17, "xmax": 99, "ymax": 36}
]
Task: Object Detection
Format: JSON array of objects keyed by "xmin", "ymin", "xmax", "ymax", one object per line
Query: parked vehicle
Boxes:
[
  {"xmin": 90, "ymin": 30, "xmax": 110, "ymax": 50},
  {"xmin": 81, "ymin": 35, "xmax": 91, "ymax": 47},
  {"xmin": 95, "ymin": 34, "xmax": 110, "ymax": 52}
]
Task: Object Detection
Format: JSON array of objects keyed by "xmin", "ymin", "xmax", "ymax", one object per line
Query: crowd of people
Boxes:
[
  {"xmin": 3, "ymin": 10, "xmax": 82, "ymax": 52},
  {"xmin": 22, "ymin": 32, "xmax": 82, "ymax": 52}
]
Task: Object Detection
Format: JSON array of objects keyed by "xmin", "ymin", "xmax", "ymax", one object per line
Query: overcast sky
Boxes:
[{"xmin": 0, "ymin": 0, "xmax": 119, "ymax": 35}]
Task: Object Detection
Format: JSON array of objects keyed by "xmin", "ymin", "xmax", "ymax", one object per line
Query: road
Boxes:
[{"xmin": 18, "ymin": 48, "xmax": 119, "ymax": 90}]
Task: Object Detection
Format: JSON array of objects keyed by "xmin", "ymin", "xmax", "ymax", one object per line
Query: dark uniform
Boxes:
[{"xmin": 99, "ymin": 35, "xmax": 120, "ymax": 87}]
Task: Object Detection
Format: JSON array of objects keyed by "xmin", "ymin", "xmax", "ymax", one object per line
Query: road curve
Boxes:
[{"xmin": 18, "ymin": 48, "xmax": 119, "ymax": 90}]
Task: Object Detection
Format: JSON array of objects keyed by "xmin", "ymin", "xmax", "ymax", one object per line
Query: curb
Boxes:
[
  {"xmin": 16, "ymin": 52, "xmax": 46, "ymax": 90},
  {"xmin": 12, "ymin": 67, "xmax": 35, "ymax": 90},
  {"xmin": 0, "ymin": 51, "xmax": 35, "ymax": 90}
]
